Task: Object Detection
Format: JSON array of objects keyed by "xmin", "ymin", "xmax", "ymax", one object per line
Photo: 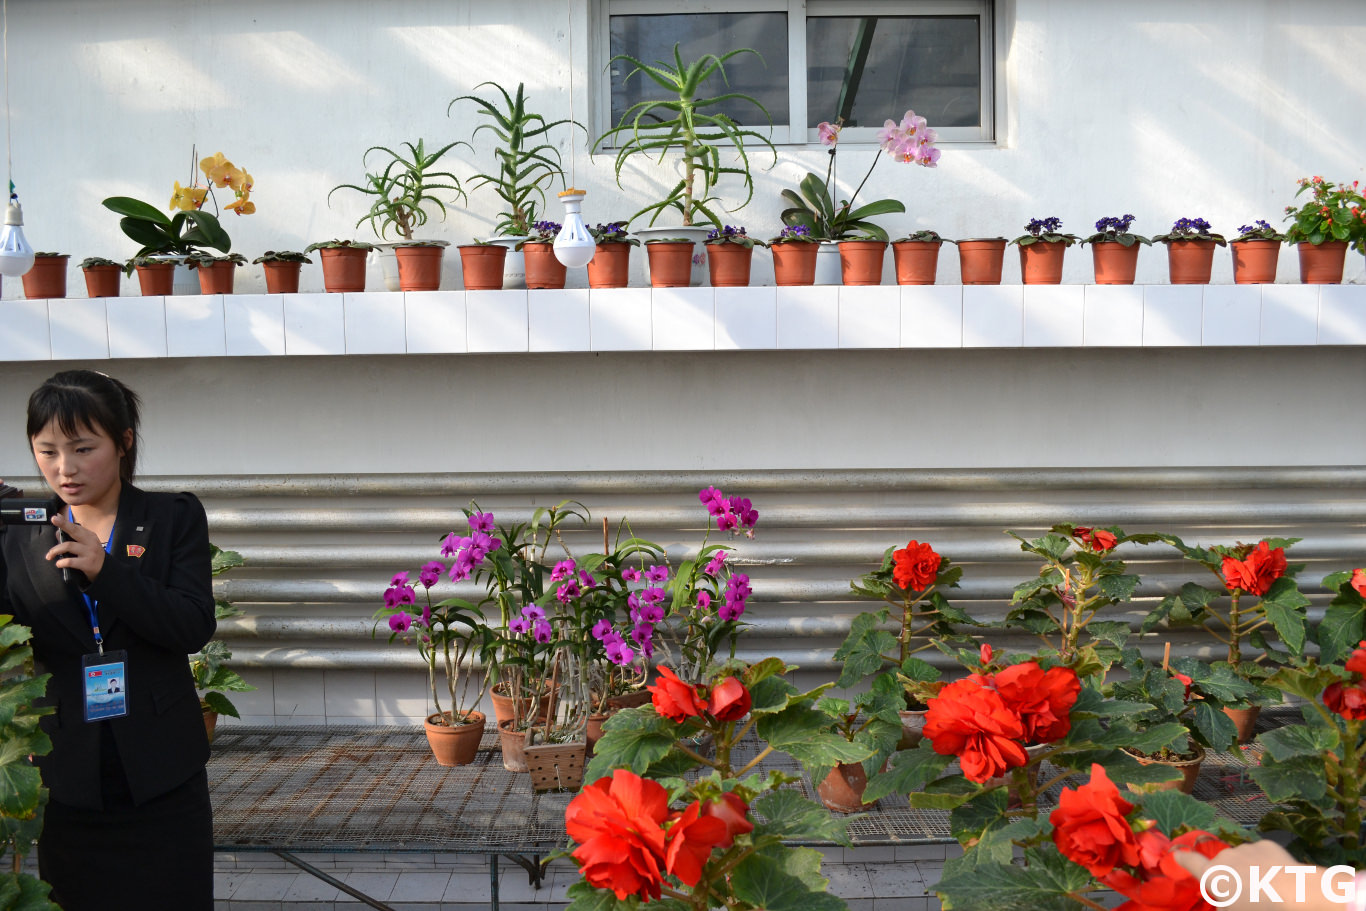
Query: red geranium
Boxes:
[
  {"xmin": 1220, "ymin": 541, "xmax": 1287, "ymax": 597},
  {"xmin": 650, "ymin": 666, "xmax": 709, "ymax": 722},
  {"xmin": 565, "ymin": 769, "xmax": 670, "ymax": 901},
  {"xmin": 1050, "ymin": 764, "xmax": 1141, "ymax": 877},
  {"xmin": 995, "ymin": 661, "xmax": 1080, "ymax": 744},
  {"xmin": 1323, "ymin": 680, "xmax": 1366, "ymax": 720},
  {"xmin": 1350, "ymin": 568, "xmax": 1366, "ymax": 598},
  {"xmin": 663, "ymin": 800, "xmax": 731, "ymax": 887},
  {"xmin": 893, "ymin": 540, "xmax": 942, "ymax": 591},
  {"xmin": 708, "ymin": 676, "xmax": 752, "ymax": 721},
  {"xmin": 1075, "ymin": 527, "xmax": 1118, "ymax": 553},
  {"xmin": 700, "ymin": 793, "xmax": 754, "ymax": 849},
  {"xmin": 923, "ymin": 676, "xmax": 1028, "ymax": 783}
]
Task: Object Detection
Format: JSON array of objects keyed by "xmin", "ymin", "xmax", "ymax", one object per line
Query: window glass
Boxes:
[
  {"xmin": 608, "ymin": 13, "xmax": 790, "ymax": 128},
  {"xmin": 807, "ymin": 15, "xmax": 982, "ymax": 130}
]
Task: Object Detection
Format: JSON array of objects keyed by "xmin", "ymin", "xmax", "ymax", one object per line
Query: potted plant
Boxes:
[
  {"xmin": 185, "ymin": 251, "xmax": 247, "ymax": 294},
  {"xmin": 392, "ymin": 239, "xmax": 450, "ymax": 292},
  {"xmin": 585, "ymin": 222, "xmax": 637, "ymax": 289},
  {"xmin": 518, "ymin": 220, "xmax": 567, "ymax": 290},
  {"xmin": 640, "ymin": 236, "xmax": 697, "ymax": 288},
  {"xmin": 952, "ymin": 236, "xmax": 1009, "ymax": 284},
  {"xmin": 1153, "ymin": 217, "xmax": 1227, "ymax": 284},
  {"xmin": 1283, "ymin": 176, "xmax": 1366, "ymax": 284},
  {"xmin": 78, "ymin": 256, "xmax": 122, "ymax": 298},
  {"xmin": 103, "ymin": 149, "xmax": 253, "ymax": 296},
  {"xmin": 890, "ymin": 230, "xmax": 943, "ymax": 285},
  {"xmin": 782, "ymin": 113, "xmax": 940, "ymax": 284},
  {"xmin": 593, "ymin": 43, "xmax": 777, "ymax": 286},
  {"xmin": 767, "ymin": 225, "xmax": 819, "ymax": 286},
  {"xmin": 376, "ymin": 563, "xmax": 495, "ymax": 767},
  {"xmin": 21, "ymin": 252, "xmax": 68, "ymax": 299},
  {"xmin": 456, "ymin": 239, "xmax": 507, "ymax": 291},
  {"xmin": 1229, "ymin": 219, "xmax": 1286, "ymax": 284},
  {"xmin": 1012, "ymin": 217, "xmax": 1080, "ymax": 284},
  {"xmin": 450, "ymin": 82, "xmax": 582, "ymax": 289},
  {"xmin": 838, "ymin": 233, "xmax": 887, "ymax": 285},
  {"xmin": 703, "ymin": 225, "xmax": 761, "ymax": 287},
  {"xmin": 252, "ymin": 250, "xmax": 312, "ymax": 294},
  {"xmin": 304, "ymin": 239, "xmax": 373, "ymax": 293},
  {"xmin": 1081, "ymin": 214, "xmax": 1151, "ymax": 284},
  {"xmin": 813, "ymin": 675, "xmax": 904, "ymax": 812},
  {"xmin": 328, "ymin": 139, "xmax": 466, "ymax": 291},
  {"xmin": 190, "ymin": 545, "xmax": 254, "ymax": 741}
]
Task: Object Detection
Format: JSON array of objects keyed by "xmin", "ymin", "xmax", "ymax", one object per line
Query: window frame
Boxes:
[{"xmin": 591, "ymin": 0, "xmax": 1002, "ymax": 148}]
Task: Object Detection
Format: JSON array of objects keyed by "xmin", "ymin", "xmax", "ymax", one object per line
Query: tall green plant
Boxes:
[
  {"xmin": 593, "ymin": 44, "xmax": 776, "ymax": 228},
  {"xmin": 0, "ymin": 615, "xmax": 59, "ymax": 910},
  {"xmin": 449, "ymin": 82, "xmax": 582, "ymax": 236},
  {"xmin": 189, "ymin": 545, "xmax": 254, "ymax": 719},
  {"xmin": 329, "ymin": 139, "xmax": 468, "ymax": 240}
]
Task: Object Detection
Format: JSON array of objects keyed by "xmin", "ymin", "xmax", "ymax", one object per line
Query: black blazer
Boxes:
[{"xmin": 0, "ymin": 485, "xmax": 216, "ymax": 810}]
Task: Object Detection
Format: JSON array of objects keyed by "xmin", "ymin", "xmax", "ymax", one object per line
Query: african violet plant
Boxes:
[
  {"xmin": 1011, "ymin": 216, "xmax": 1080, "ymax": 247},
  {"xmin": 1081, "ymin": 214, "xmax": 1151, "ymax": 247},
  {"xmin": 704, "ymin": 226, "xmax": 761, "ymax": 247},
  {"xmin": 1233, "ymin": 219, "xmax": 1288, "ymax": 243},
  {"xmin": 594, "ymin": 44, "xmax": 777, "ymax": 229},
  {"xmin": 1153, "ymin": 217, "xmax": 1227, "ymax": 245}
]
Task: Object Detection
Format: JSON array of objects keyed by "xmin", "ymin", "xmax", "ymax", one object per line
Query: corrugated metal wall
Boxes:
[{"xmin": 153, "ymin": 466, "xmax": 1365, "ymax": 690}]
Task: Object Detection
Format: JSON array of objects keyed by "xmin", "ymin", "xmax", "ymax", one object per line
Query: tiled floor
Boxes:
[{"xmin": 208, "ymin": 845, "xmax": 957, "ymax": 910}]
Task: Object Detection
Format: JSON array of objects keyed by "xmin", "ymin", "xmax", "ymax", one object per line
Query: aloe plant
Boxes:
[
  {"xmin": 329, "ymin": 139, "xmax": 468, "ymax": 241},
  {"xmin": 592, "ymin": 44, "xmax": 776, "ymax": 228},
  {"xmin": 449, "ymin": 82, "xmax": 582, "ymax": 237}
]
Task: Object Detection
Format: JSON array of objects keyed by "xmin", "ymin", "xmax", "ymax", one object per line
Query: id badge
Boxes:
[{"xmin": 82, "ymin": 650, "xmax": 128, "ymax": 722}]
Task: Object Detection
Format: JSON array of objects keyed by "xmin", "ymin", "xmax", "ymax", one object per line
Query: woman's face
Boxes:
[{"xmin": 30, "ymin": 419, "xmax": 129, "ymax": 511}]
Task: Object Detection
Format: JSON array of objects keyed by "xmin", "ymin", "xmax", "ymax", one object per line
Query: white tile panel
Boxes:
[
  {"xmin": 652, "ymin": 287, "xmax": 715, "ymax": 350},
  {"xmin": 715, "ymin": 286, "xmax": 777, "ymax": 349},
  {"xmin": 776, "ymin": 286, "xmax": 838, "ymax": 348},
  {"xmin": 1259, "ymin": 285, "xmax": 1319, "ymax": 346},
  {"xmin": 1318, "ymin": 284, "xmax": 1366, "ymax": 344},
  {"xmin": 466, "ymin": 289, "xmax": 529, "ymax": 353},
  {"xmin": 343, "ymin": 292, "xmax": 407, "ymax": 354},
  {"xmin": 838, "ymin": 285, "xmax": 900, "ymax": 348},
  {"xmin": 165, "ymin": 295, "xmax": 226, "ymax": 358},
  {"xmin": 50, "ymin": 298, "xmax": 111, "ymax": 360},
  {"xmin": 1023, "ymin": 285, "xmax": 1085, "ymax": 347},
  {"xmin": 900, "ymin": 285, "xmax": 963, "ymax": 348},
  {"xmin": 224, "ymin": 294, "xmax": 286, "ymax": 356},
  {"xmin": 529, "ymin": 289, "xmax": 590, "ymax": 352},
  {"xmin": 590, "ymin": 287, "xmax": 652, "ymax": 351},
  {"xmin": 1083, "ymin": 285, "xmax": 1143, "ymax": 347},
  {"xmin": 962, "ymin": 285, "xmax": 1023, "ymax": 347},
  {"xmin": 1142, "ymin": 285, "xmax": 1203, "ymax": 346},
  {"xmin": 1202, "ymin": 285, "xmax": 1261, "ymax": 346},
  {"xmin": 404, "ymin": 291, "xmax": 467, "ymax": 354}
]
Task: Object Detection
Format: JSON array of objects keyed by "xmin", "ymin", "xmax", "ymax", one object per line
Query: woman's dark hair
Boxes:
[{"xmin": 27, "ymin": 370, "xmax": 143, "ymax": 483}]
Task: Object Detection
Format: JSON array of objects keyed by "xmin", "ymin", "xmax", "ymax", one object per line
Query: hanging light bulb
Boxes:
[
  {"xmin": 553, "ymin": 188, "xmax": 596, "ymax": 268},
  {"xmin": 0, "ymin": 195, "xmax": 33, "ymax": 277}
]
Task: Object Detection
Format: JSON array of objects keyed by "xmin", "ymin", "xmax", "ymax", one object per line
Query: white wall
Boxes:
[{"xmin": 2, "ymin": 0, "xmax": 1363, "ymax": 294}]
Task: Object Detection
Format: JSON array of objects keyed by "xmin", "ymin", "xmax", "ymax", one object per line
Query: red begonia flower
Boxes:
[
  {"xmin": 708, "ymin": 676, "xmax": 752, "ymax": 722},
  {"xmin": 892, "ymin": 540, "xmax": 942, "ymax": 591},
  {"xmin": 650, "ymin": 665, "xmax": 708, "ymax": 722},
  {"xmin": 663, "ymin": 801, "xmax": 731, "ymax": 887},
  {"xmin": 995, "ymin": 661, "xmax": 1080, "ymax": 744},
  {"xmin": 1050, "ymin": 764, "xmax": 1140, "ymax": 877},
  {"xmin": 923, "ymin": 677, "xmax": 1028, "ymax": 783},
  {"xmin": 1220, "ymin": 541, "xmax": 1287, "ymax": 597},
  {"xmin": 565, "ymin": 769, "xmax": 670, "ymax": 901}
]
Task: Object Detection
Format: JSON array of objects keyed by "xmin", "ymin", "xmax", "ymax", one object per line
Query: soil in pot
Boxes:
[
  {"xmin": 1165, "ymin": 240, "xmax": 1217, "ymax": 284},
  {"xmin": 22, "ymin": 255, "xmax": 69, "ymax": 299},
  {"xmin": 523, "ymin": 242, "xmax": 567, "ymax": 290},
  {"xmin": 83, "ymin": 265, "xmax": 121, "ymax": 298},
  {"xmin": 706, "ymin": 244, "xmax": 754, "ymax": 287},
  {"xmin": 319, "ymin": 247, "xmax": 368, "ymax": 293},
  {"xmin": 458, "ymin": 244, "xmax": 508, "ymax": 291},
  {"xmin": 839, "ymin": 240, "xmax": 887, "ymax": 285},
  {"xmin": 196, "ymin": 261, "xmax": 237, "ymax": 294},
  {"xmin": 1230, "ymin": 240, "xmax": 1280, "ymax": 284},
  {"xmin": 1019, "ymin": 241, "xmax": 1067, "ymax": 284},
  {"xmin": 1297, "ymin": 241, "xmax": 1348, "ymax": 284},
  {"xmin": 771, "ymin": 243, "xmax": 818, "ymax": 286},
  {"xmin": 395, "ymin": 245, "xmax": 445, "ymax": 292},
  {"xmin": 135, "ymin": 262, "xmax": 176, "ymax": 296},
  {"xmin": 645, "ymin": 241, "xmax": 695, "ymax": 288},
  {"xmin": 587, "ymin": 243, "xmax": 631, "ymax": 288},
  {"xmin": 892, "ymin": 241, "xmax": 940, "ymax": 285},
  {"xmin": 424, "ymin": 710, "xmax": 486, "ymax": 767},
  {"xmin": 1123, "ymin": 744, "xmax": 1204, "ymax": 795},
  {"xmin": 1091, "ymin": 242, "xmax": 1140, "ymax": 285},
  {"xmin": 262, "ymin": 261, "xmax": 302, "ymax": 294},
  {"xmin": 956, "ymin": 239, "xmax": 1007, "ymax": 285}
]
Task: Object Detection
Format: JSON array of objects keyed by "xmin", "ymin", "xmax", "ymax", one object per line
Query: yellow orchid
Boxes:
[
  {"xmin": 199, "ymin": 151, "xmax": 239, "ymax": 188},
  {"xmin": 168, "ymin": 181, "xmax": 208, "ymax": 212},
  {"xmin": 227, "ymin": 168, "xmax": 252, "ymax": 194},
  {"xmin": 224, "ymin": 195, "xmax": 256, "ymax": 216}
]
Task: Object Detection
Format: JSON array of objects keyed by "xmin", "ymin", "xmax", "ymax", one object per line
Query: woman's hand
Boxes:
[{"xmin": 47, "ymin": 513, "xmax": 106, "ymax": 583}]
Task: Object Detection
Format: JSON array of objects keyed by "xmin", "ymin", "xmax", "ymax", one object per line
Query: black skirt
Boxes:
[{"xmin": 39, "ymin": 766, "xmax": 213, "ymax": 911}]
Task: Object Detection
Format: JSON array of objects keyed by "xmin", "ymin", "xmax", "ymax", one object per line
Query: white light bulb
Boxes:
[
  {"xmin": 0, "ymin": 200, "xmax": 34, "ymax": 277},
  {"xmin": 553, "ymin": 189, "xmax": 596, "ymax": 268}
]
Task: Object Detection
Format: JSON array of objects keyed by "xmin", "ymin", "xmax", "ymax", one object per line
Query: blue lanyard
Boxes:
[{"xmin": 70, "ymin": 508, "xmax": 114, "ymax": 655}]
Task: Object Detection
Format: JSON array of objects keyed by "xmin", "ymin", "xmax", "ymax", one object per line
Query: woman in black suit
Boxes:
[{"xmin": 0, "ymin": 370, "xmax": 216, "ymax": 910}]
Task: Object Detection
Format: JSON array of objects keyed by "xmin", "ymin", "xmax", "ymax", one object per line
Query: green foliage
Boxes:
[
  {"xmin": 592, "ymin": 44, "xmax": 777, "ymax": 228},
  {"xmin": 329, "ymin": 139, "xmax": 469, "ymax": 240},
  {"xmin": 190, "ymin": 545, "xmax": 253, "ymax": 718},
  {"xmin": 780, "ymin": 171, "xmax": 905, "ymax": 242},
  {"xmin": 1316, "ymin": 572, "xmax": 1366, "ymax": 664},
  {"xmin": 1283, "ymin": 177, "xmax": 1366, "ymax": 252},
  {"xmin": 102, "ymin": 195, "xmax": 232, "ymax": 265}
]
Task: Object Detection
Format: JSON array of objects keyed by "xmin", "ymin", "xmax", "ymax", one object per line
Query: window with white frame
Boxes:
[{"xmin": 593, "ymin": 0, "xmax": 996, "ymax": 145}]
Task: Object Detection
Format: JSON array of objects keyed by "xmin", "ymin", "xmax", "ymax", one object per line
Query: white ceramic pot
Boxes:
[
  {"xmin": 814, "ymin": 241, "xmax": 843, "ymax": 285},
  {"xmin": 632, "ymin": 225, "xmax": 714, "ymax": 287}
]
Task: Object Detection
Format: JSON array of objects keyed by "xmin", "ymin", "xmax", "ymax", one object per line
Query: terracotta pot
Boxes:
[
  {"xmin": 956, "ymin": 238, "xmax": 1007, "ymax": 285},
  {"xmin": 605, "ymin": 689, "xmax": 652, "ymax": 710},
  {"xmin": 817, "ymin": 762, "xmax": 876, "ymax": 813},
  {"xmin": 458, "ymin": 244, "xmax": 508, "ymax": 291},
  {"xmin": 489, "ymin": 684, "xmax": 552, "ymax": 728},
  {"xmin": 424, "ymin": 710, "xmax": 485, "ymax": 767},
  {"xmin": 524, "ymin": 740, "xmax": 587, "ymax": 792},
  {"xmin": 838, "ymin": 240, "xmax": 886, "ymax": 285},
  {"xmin": 586, "ymin": 243, "xmax": 631, "ymax": 288},
  {"xmin": 261, "ymin": 261, "xmax": 302, "ymax": 294},
  {"xmin": 706, "ymin": 243, "xmax": 754, "ymax": 287},
  {"xmin": 892, "ymin": 241, "xmax": 941, "ymax": 285},
  {"xmin": 1124, "ymin": 743, "xmax": 1204, "ymax": 795},
  {"xmin": 1165, "ymin": 240, "xmax": 1217, "ymax": 284},
  {"xmin": 1090, "ymin": 241, "xmax": 1141, "ymax": 285},
  {"xmin": 1018, "ymin": 241, "xmax": 1067, "ymax": 284},
  {"xmin": 1230, "ymin": 240, "xmax": 1280, "ymax": 284},
  {"xmin": 1297, "ymin": 240, "xmax": 1348, "ymax": 284},
  {"xmin": 82, "ymin": 264, "xmax": 121, "ymax": 298},
  {"xmin": 395, "ymin": 245, "xmax": 445, "ymax": 291},
  {"xmin": 196, "ymin": 261, "xmax": 237, "ymax": 294},
  {"xmin": 586, "ymin": 712, "xmax": 611, "ymax": 757},
  {"xmin": 770, "ymin": 242, "xmax": 818, "ymax": 286},
  {"xmin": 897, "ymin": 709, "xmax": 928, "ymax": 751},
  {"xmin": 1223, "ymin": 705, "xmax": 1261, "ymax": 744},
  {"xmin": 202, "ymin": 707, "xmax": 218, "ymax": 744},
  {"xmin": 21, "ymin": 254, "xmax": 69, "ymax": 299},
  {"xmin": 497, "ymin": 718, "xmax": 529, "ymax": 773},
  {"xmin": 135, "ymin": 262, "xmax": 176, "ymax": 296},
  {"xmin": 644, "ymin": 241, "xmax": 695, "ymax": 288},
  {"xmin": 522, "ymin": 242, "xmax": 567, "ymax": 290},
  {"xmin": 318, "ymin": 247, "xmax": 368, "ymax": 293}
]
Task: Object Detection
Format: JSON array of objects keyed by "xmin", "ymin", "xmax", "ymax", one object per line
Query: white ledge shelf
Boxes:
[{"xmin": 1, "ymin": 284, "xmax": 1363, "ymax": 361}]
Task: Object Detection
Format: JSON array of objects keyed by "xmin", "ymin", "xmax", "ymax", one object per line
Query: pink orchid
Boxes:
[{"xmin": 817, "ymin": 121, "xmax": 841, "ymax": 146}]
